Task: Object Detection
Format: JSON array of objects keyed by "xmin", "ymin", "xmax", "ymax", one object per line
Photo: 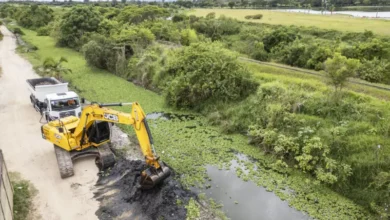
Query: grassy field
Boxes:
[
  {"xmin": 189, "ymin": 9, "xmax": 390, "ymax": 35},
  {"xmin": 243, "ymin": 60, "xmax": 390, "ymax": 100},
  {"xmin": 13, "ymin": 25, "xmax": 375, "ymax": 219}
]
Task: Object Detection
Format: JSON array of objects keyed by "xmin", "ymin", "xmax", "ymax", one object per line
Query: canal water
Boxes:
[{"xmin": 194, "ymin": 155, "xmax": 311, "ymax": 220}]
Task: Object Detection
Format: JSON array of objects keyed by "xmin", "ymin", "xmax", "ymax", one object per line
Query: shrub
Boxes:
[
  {"xmin": 161, "ymin": 42, "xmax": 258, "ymax": 110},
  {"xmin": 12, "ymin": 27, "xmax": 24, "ymax": 35},
  {"xmin": 127, "ymin": 45, "xmax": 167, "ymax": 88},
  {"xmin": 113, "ymin": 26, "xmax": 155, "ymax": 54},
  {"xmin": 180, "ymin": 28, "xmax": 198, "ymax": 46},
  {"xmin": 357, "ymin": 58, "xmax": 390, "ymax": 83},
  {"xmin": 263, "ymin": 27, "xmax": 299, "ymax": 52},
  {"xmin": 172, "ymin": 14, "xmax": 187, "ymax": 22},
  {"xmin": 36, "ymin": 26, "xmax": 51, "ymax": 36},
  {"xmin": 82, "ymin": 35, "xmax": 118, "ymax": 72},
  {"xmin": 205, "ymin": 12, "xmax": 216, "ymax": 19},
  {"xmin": 15, "ymin": 5, "xmax": 54, "ymax": 29},
  {"xmin": 252, "ymin": 14, "xmax": 263, "ymax": 19},
  {"xmin": 245, "ymin": 15, "xmax": 253, "ymax": 19},
  {"xmin": 116, "ymin": 5, "xmax": 169, "ymax": 24},
  {"xmin": 192, "ymin": 15, "xmax": 241, "ymax": 41}
]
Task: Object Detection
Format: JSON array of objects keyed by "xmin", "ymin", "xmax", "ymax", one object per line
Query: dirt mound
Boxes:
[{"xmin": 95, "ymin": 158, "xmax": 194, "ymax": 220}]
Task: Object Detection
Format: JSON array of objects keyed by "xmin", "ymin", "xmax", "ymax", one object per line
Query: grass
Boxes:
[
  {"xmin": 243, "ymin": 60, "xmax": 390, "ymax": 101},
  {"xmin": 9, "ymin": 172, "xmax": 37, "ymax": 220},
  {"xmin": 189, "ymin": 9, "xmax": 390, "ymax": 36},
  {"xmin": 14, "ymin": 25, "xmax": 376, "ymax": 219}
]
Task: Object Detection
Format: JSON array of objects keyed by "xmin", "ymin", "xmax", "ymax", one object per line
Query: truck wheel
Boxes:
[
  {"xmin": 54, "ymin": 145, "xmax": 74, "ymax": 178},
  {"xmin": 30, "ymin": 95, "xmax": 34, "ymax": 106}
]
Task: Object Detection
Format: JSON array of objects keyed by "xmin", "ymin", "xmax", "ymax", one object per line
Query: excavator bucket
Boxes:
[{"xmin": 140, "ymin": 164, "xmax": 171, "ymax": 189}]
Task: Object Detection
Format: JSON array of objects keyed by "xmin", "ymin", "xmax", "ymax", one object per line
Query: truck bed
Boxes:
[
  {"xmin": 27, "ymin": 77, "xmax": 69, "ymax": 102},
  {"xmin": 27, "ymin": 78, "xmax": 61, "ymax": 89}
]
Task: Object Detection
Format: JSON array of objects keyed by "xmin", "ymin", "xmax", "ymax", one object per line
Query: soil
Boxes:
[
  {"xmin": 36, "ymin": 81, "xmax": 54, "ymax": 86},
  {"xmin": 95, "ymin": 158, "xmax": 194, "ymax": 220}
]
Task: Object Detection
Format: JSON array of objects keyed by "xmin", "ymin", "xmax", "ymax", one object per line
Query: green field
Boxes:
[{"xmin": 189, "ymin": 9, "xmax": 390, "ymax": 35}]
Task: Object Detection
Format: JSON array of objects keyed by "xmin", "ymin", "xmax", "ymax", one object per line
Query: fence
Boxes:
[{"xmin": 0, "ymin": 150, "xmax": 13, "ymax": 220}]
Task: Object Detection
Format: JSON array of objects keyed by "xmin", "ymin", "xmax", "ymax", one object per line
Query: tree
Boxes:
[
  {"xmin": 15, "ymin": 5, "xmax": 54, "ymax": 29},
  {"xmin": 116, "ymin": 5, "xmax": 169, "ymax": 24},
  {"xmin": 324, "ymin": 53, "xmax": 360, "ymax": 91},
  {"xmin": 35, "ymin": 57, "xmax": 72, "ymax": 80},
  {"xmin": 330, "ymin": 4, "xmax": 335, "ymax": 15},
  {"xmin": 228, "ymin": 1, "xmax": 235, "ymax": 8},
  {"xmin": 58, "ymin": 6, "xmax": 102, "ymax": 49},
  {"xmin": 241, "ymin": 0, "xmax": 249, "ymax": 7}
]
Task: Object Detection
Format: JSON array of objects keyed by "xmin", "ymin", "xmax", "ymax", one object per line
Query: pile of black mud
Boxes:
[{"xmin": 95, "ymin": 158, "xmax": 195, "ymax": 220}]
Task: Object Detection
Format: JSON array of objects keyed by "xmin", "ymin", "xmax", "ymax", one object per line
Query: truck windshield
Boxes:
[{"xmin": 51, "ymin": 98, "xmax": 80, "ymax": 111}]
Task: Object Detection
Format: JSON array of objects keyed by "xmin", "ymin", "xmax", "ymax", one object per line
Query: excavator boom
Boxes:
[{"xmin": 41, "ymin": 102, "xmax": 170, "ymax": 189}]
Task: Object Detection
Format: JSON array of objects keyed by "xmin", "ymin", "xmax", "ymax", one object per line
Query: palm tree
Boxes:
[{"xmin": 35, "ymin": 57, "xmax": 72, "ymax": 80}]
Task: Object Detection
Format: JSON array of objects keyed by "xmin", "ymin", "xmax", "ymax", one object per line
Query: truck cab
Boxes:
[
  {"xmin": 27, "ymin": 77, "xmax": 83, "ymax": 121},
  {"xmin": 44, "ymin": 92, "xmax": 82, "ymax": 121}
]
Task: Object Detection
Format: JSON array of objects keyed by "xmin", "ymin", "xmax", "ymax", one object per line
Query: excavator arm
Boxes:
[{"xmin": 41, "ymin": 102, "xmax": 170, "ymax": 189}]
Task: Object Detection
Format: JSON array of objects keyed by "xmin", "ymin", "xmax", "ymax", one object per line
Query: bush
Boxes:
[
  {"xmin": 244, "ymin": 14, "xmax": 262, "ymax": 20},
  {"xmin": 161, "ymin": 42, "xmax": 258, "ymax": 110},
  {"xmin": 127, "ymin": 45, "xmax": 167, "ymax": 88},
  {"xmin": 15, "ymin": 5, "xmax": 54, "ymax": 29},
  {"xmin": 263, "ymin": 27, "xmax": 299, "ymax": 52},
  {"xmin": 172, "ymin": 14, "xmax": 187, "ymax": 22},
  {"xmin": 12, "ymin": 27, "xmax": 24, "ymax": 35},
  {"xmin": 192, "ymin": 15, "xmax": 241, "ymax": 41},
  {"xmin": 116, "ymin": 5, "xmax": 169, "ymax": 24},
  {"xmin": 252, "ymin": 14, "xmax": 263, "ymax": 19},
  {"xmin": 357, "ymin": 58, "xmax": 390, "ymax": 83},
  {"xmin": 82, "ymin": 35, "xmax": 117, "ymax": 72},
  {"xmin": 205, "ymin": 12, "xmax": 216, "ymax": 19},
  {"xmin": 36, "ymin": 26, "xmax": 51, "ymax": 36},
  {"xmin": 180, "ymin": 28, "xmax": 198, "ymax": 46},
  {"xmin": 113, "ymin": 26, "xmax": 155, "ymax": 54}
]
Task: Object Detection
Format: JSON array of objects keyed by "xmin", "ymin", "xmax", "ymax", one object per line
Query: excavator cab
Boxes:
[{"xmin": 87, "ymin": 121, "xmax": 110, "ymax": 144}]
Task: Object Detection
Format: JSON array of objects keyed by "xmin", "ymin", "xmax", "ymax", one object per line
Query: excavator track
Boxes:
[
  {"xmin": 95, "ymin": 145, "xmax": 116, "ymax": 170},
  {"xmin": 54, "ymin": 145, "xmax": 74, "ymax": 178}
]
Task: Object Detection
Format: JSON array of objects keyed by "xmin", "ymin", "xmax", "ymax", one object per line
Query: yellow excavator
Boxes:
[{"xmin": 40, "ymin": 102, "xmax": 171, "ymax": 189}]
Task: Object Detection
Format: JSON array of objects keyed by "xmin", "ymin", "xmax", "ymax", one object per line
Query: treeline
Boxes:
[
  {"xmin": 191, "ymin": 0, "xmax": 390, "ymax": 9},
  {"xmin": 1, "ymin": 4, "xmax": 389, "ymax": 218},
  {"xmin": 1, "ymin": 0, "xmax": 389, "ymax": 9}
]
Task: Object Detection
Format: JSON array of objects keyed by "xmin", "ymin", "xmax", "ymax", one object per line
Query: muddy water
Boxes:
[{"xmin": 196, "ymin": 156, "xmax": 311, "ymax": 220}]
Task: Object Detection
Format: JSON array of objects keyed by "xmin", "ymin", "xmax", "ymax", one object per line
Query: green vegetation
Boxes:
[
  {"xmin": 3, "ymin": 3, "xmax": 390, "ymax": 218},
  {"xmin": 162, "ymin": 42, "xmax": 258, "ymax": 110},
  {"xmin": 34, "ymin": 57, "xmax": 72, "ymax": 80},
  {"xmin": 10, "ymin": 172, "xmax": 37, "ymax": 220},
  {"xmin": 187, "ymin": 13, "xmax": 390, "ymax": 85},
  {"xmin": 189, "ymin": 9, "xmax": 390, "ymax": 36},
  {"xmin": 185, "ymin": 198, "xmax": 200, "ymax": 220}
]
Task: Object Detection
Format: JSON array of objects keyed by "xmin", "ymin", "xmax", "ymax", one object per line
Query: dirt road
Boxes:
[{"xmin": 0, "ymin": 26, "xmax": 99, "ymax": 220}]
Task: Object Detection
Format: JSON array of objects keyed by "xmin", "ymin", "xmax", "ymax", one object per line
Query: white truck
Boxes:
[{"xmin": 27, "ymin": 77, "xmax": 83, "ymax": 121}]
